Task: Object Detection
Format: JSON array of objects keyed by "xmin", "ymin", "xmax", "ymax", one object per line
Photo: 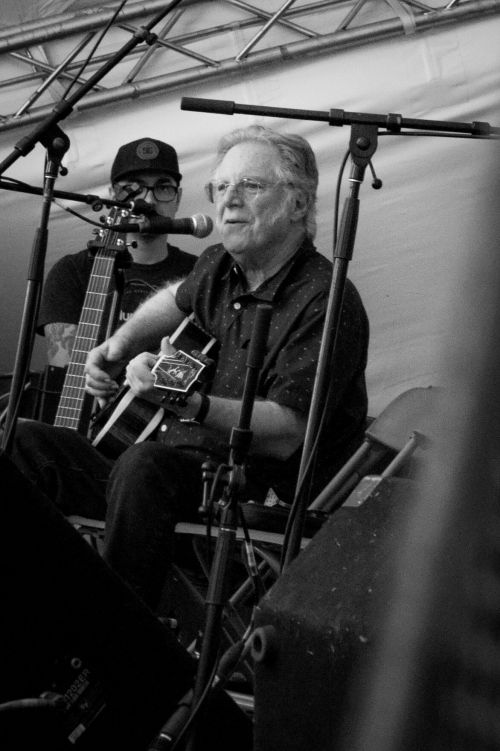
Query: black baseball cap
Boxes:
[{"xmin": 110, "ymin": 138, "xmax": 182, "ymax": 184}]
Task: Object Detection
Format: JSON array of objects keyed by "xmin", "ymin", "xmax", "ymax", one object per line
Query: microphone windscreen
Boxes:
[{"xmin": 192, "ymin": 214, "xmax": 213, "ymax": 238}]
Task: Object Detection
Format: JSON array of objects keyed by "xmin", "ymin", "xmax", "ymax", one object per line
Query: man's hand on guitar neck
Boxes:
[{"xmin": 84, "ymin": 336, "xmax": 131, "ymax": 402}]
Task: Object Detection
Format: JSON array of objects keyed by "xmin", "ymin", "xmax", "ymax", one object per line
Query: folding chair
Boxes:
[{"xmin": 308, "ymin": 384, "xmax": 441, "ymax": 513}]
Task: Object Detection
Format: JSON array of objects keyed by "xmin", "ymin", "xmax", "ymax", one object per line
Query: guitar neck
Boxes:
[{"xmin": 54, "ymin": 217, "xmax": 129, "ymax": 431}]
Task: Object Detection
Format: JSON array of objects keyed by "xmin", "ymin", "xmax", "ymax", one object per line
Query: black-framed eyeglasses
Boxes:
[
  {"xmin": 204, "ymin": 177, "xmax": 287, "ymax": 204},
  {"xmin": 113, "ymin": 180, "xmax": 178, "ymax": 203}
]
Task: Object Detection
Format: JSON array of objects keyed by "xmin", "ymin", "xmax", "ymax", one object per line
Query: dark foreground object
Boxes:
[{"xmin": 0, "ymin": 450, "xmax": 252, "ymax": 751}]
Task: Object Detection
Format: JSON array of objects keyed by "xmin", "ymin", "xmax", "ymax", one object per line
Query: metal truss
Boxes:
[{"xmin": 0, "ymin": 0, "xmax": 499, "ymax": 133}]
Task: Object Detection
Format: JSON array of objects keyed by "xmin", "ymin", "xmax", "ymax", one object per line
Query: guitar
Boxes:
[
  {"xmin": 89, "ymin": 314, "xmax": 218, "ymax": 460},
  {"xmin": 52, "ymin": 207, "xmax": 133, "ymax": 435}
]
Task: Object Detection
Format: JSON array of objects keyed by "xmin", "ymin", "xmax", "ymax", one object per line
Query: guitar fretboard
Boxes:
[{"xmin": 54, "ymin": 212, "xmax": 129, "ymax": 432}]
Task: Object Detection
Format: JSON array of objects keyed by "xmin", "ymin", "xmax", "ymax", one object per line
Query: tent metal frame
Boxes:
[{"xmin": 0, "ymin": 0, "xmax": 499, "ymax": 133}]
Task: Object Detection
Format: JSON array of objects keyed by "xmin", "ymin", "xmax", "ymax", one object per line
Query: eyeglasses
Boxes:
[
  {"xmin": 113, "ymin": 180, "xmax": 178, "ymax": 203},
  {"xmin": 204, "ymin": 178, "xmax": 287, "ymax": 204}
]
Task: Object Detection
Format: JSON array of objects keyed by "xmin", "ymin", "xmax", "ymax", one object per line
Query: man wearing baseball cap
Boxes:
[
  {"xmin": 110, "ymin": 137, "xmax": 182, "ymax": 184},
  {"xmin": 36, "ymin": 137, "xmax": 198, "ymax": 423}
]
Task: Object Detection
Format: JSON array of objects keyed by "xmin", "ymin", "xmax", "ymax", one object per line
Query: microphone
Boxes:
[
  {"xmin": 181, "ymin": 97, "xmax": 236, "ymax": 115},
  {"xmin": 128, "ymin": 198, "xmax": 159, "ymax": 215},
  {"xmin": 112, "ymin": 213, "xmax": 213, "ymax": 238}
]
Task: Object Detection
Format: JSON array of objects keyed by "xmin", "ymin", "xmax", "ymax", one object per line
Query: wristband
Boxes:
[{"xmin": 179, "ymin": 392, "xmax": 210, "ymax": 425}]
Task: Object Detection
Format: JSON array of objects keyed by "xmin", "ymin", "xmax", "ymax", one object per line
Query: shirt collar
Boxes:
[{"xmin": 223, "ymin": 237, "xmax": 316, "ymax": 302}]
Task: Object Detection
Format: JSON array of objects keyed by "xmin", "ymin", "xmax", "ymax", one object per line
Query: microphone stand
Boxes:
[
  {"xmin": 283, "ymin": 123, "xmax": 376, "ymax": 569},
  {"xmin": 180, "ymin": 97, "xmax": 500, "ymax": 571},
  {"xmin": 1, "ymin": 128, "xmax": 69, "ymax": 454},
  {"xmin": 0, "ymin": 0, "xmax": 185, "ymax": 453},
  {"xmin": 0, "ymin": 0, "xmax": 184, "ymax": 176},
  {"xmin": 0, "ymin": 177, "xmax": 133, "ymax": 212},
  {"xmin": 178, "ymin": 303, "xmax": 272, "ymax": 751}
]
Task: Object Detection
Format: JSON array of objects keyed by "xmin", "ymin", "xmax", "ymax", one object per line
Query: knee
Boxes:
[
  {"xmin": 107, "ymin": 443, "xmax": 203, "ymax": 519},
  {"xmin": 111, "ymin": 442, "xmax": 175, "ymax": 481},
  {"xmin": 107, "ymin": 443, "xmax": 181, "ymax": 507},
  {"xmin": 10, "ymin": 419, "xmax": 53, "ymax": 466},
  {"xmin": 12, "ymin": 417, "xmax": 46, "ymax": 446},
  {"xmin": 107, "ymin": 443, "xmax": 184, "ymax": 522}
]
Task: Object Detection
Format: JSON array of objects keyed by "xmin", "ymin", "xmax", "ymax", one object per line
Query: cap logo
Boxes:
[{"xmin": 136, "ymin": 140, "xmax": 160, "ymax": 162}]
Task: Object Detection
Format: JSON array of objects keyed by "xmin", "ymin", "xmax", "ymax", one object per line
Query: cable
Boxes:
[
  {"xmin": 0, "ymin": 692, "xmax": 66, "ymax": 715},
  {"xmin": 62, "ymin": 0, "xmax": 129, "ymax": 100},
  {"xmin": 203, "ymin": 463, "xmax": 230, "ymax": 569},
  {"xmin": 279, "ymin": 387, "xmax": 330, "ymax": 571},
  {"xmin": 167, "ymin": 660, "xmax": 219, "ymax": 751},
  {"xmin": 167, "ymin": 632, "xmax": 254, "ymax": 751},
  {"xmin": 238, "ymin": 505, "xmax": 266, "ymax": 602},
  {"xmin": 52, "ymin": 200, "xmax": 110, "ymax": 228},
  {"xmin": 333, "ymin": 148, "xmax": 351, "ymax": 247}
]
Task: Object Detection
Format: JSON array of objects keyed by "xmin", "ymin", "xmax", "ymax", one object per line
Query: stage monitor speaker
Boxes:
[
  {"xmin": 252, "ymin": 476, "xmax": 416, "ymax": 751},
  {"xmin": 0, "ymin": 450, "xmax": 252, "ymax": 751}
]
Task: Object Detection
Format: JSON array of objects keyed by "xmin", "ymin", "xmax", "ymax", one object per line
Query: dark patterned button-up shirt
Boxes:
[{"xmin": 158, "ymin": 238, "xmax": 369, "ymax": 503}]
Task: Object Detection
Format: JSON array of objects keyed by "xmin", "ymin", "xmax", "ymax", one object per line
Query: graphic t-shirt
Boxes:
[{"xmin": 37, "ymin": 244, "xmax": 197, "ymax": 333}]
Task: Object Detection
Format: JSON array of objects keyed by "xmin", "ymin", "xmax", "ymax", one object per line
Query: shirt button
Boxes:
[
  {"xmin": 160, "ymin": 424, "xmax": 167, "ymax": 432},
  {"xmin": 233, "ymin": 301, "xmax": 242, "ymax": 310}
]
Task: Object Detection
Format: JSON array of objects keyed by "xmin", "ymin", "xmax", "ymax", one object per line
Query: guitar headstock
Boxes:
[{"xmin": 87, "ymin": 206, "xmax": 133, "ymax": 263}]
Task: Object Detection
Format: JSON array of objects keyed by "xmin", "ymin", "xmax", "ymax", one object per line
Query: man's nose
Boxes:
[
  {"xmin": 142, "ymin": 186, "xmax": 156, "ymax": 204},
  {"xmin": 223, "ymin": 183, "xmax": 243, "ymax": 205}
]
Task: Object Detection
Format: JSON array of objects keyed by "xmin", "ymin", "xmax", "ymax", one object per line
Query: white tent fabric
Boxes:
[{"xmin": 1, "ymin": 2, "xmax": 499, "ymax": 417}]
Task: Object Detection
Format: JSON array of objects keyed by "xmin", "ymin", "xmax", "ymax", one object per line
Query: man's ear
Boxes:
[
  {"xmin": 290, "ymin": 187, "xmax": 308, "ymax": 223},
  {"xmin": 175, "ymin": 186, "xmax": 183, "ymax": 209}
]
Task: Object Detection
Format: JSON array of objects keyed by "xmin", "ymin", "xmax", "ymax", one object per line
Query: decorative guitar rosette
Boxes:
[{"xmin": 151, "ymin": 350, "xmax": 207, "ymax": 396}]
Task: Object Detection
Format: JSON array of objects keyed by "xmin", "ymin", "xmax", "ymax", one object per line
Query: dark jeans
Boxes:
[{"xmin": 10, "ymin": 419, "xmax": 211, "ymax": 611}]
